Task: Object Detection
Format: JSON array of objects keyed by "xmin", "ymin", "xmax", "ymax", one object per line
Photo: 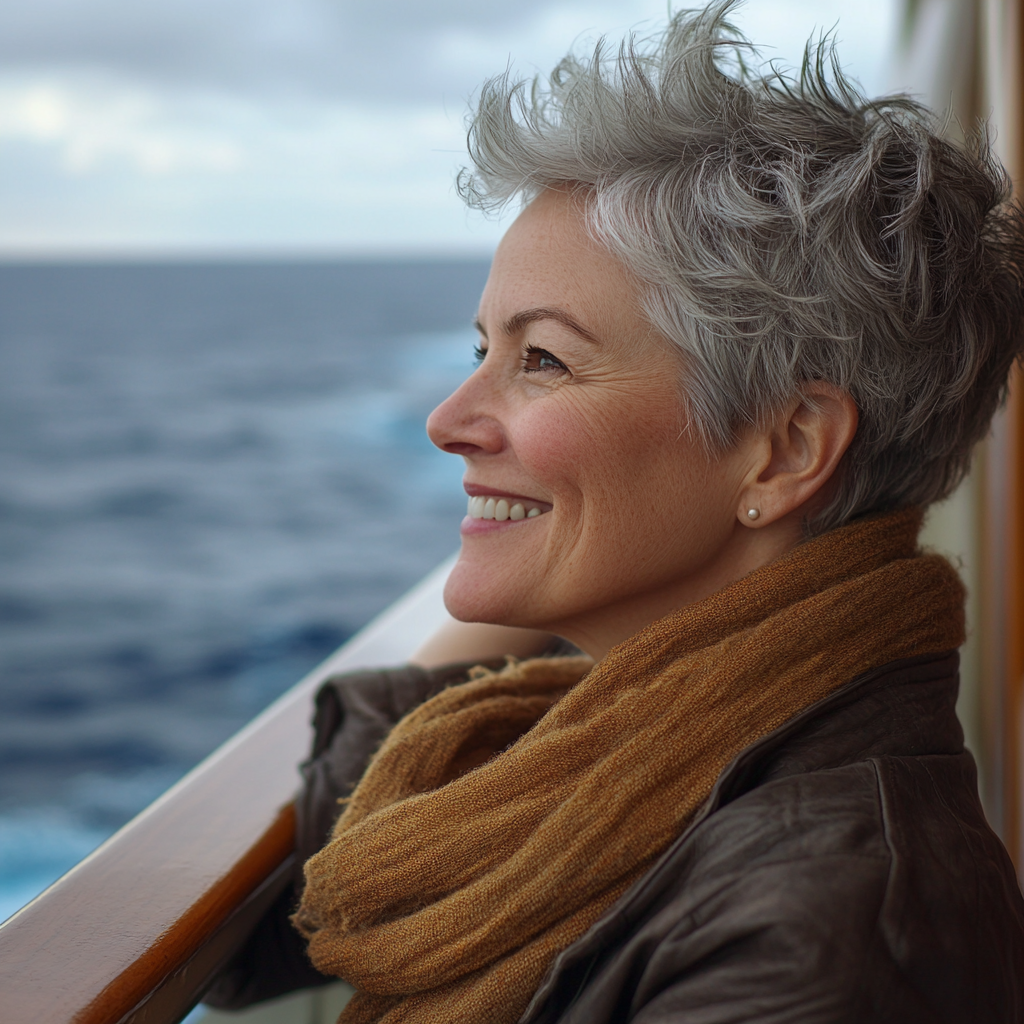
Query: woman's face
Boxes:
[{"xmin": 427, "ymin": 189, "xmax": 757, "ymax": 657}]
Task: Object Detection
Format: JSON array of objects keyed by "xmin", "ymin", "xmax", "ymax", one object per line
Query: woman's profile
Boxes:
[{"xmin": 206, "ymin": 3, "xmax": 1024, "ymax": 1020}]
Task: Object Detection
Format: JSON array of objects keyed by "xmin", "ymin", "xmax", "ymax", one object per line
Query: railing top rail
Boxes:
[{"xmin": 0, "ymin": 557, "xmax": 455, "ymax": 1024}]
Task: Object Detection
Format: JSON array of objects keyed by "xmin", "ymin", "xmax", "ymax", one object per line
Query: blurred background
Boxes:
[{"xmin": 0, "ymin": 0, "xmax": 899, "ymax": 922}]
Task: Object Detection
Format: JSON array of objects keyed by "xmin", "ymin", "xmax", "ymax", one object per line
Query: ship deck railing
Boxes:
[{"xmin": 0, "ymin": 558, "xmax": 455, "ymax": 1024}]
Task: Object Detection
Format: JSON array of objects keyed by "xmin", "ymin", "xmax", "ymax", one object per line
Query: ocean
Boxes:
[{"xmin": 0, "ymin": 259, "xmax": 490, "ymax": 922}]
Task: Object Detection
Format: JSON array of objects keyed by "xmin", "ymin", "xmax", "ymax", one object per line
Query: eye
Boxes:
[
  {"xmin": 523, "ymin": 346, "xmax": 567, "ymax": 374},
  {"xmin": 473, "ymin": 343, "xmax": 487, "ymax": 366}
]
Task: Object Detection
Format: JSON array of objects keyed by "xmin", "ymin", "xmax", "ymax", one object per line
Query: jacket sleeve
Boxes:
[{"xmin": 202, "ymin": 659, "xmax": 499, "ymax": 1010}]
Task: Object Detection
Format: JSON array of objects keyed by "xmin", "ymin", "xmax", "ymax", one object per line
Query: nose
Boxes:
[{"xmin": 427, "ymin": 370, "xmax": 505, "ymax": 457}]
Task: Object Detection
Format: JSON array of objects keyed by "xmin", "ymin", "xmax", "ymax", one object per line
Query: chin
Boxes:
[{"xmin": 443, "ymin": 557, "xmax": 538, "ymax": 630}]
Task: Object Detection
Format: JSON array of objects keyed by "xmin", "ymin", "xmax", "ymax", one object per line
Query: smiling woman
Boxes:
[{"xmin": 205, "ymin": 4, "xmax": 1024, "ymax": 1022}]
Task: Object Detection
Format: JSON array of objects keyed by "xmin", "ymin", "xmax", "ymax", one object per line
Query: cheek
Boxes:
[
  {"xmin": 513, "ymin": 410, "xmax": 585, "ymax": 491},
  {"xmin": 514, "ymin": 389, "xmax": 702, "ymax": 527},
  {"xmin": 509, "ymin": 401, "xmax": 633, "ymax": 521}
]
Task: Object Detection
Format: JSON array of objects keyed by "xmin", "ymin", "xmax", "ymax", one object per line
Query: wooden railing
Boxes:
[
  {"xmin": 895, "ymin": 0, "xmax": 1024, "ymax": 884},
  {"xmin": 975, "ymin": 0, "xmax": 1024, "ymax": 877},
  {"xmin": 983, "ymin": 369, "xmax": 1024, "ymax": 876},
  {"xmin": 0, "ymin": 557, "xmax": 455, "ymax": 1024}
]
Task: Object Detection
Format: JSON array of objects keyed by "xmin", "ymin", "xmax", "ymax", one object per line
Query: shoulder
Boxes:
[
  {"xmin": 534, "ymin": 753, "xmax": 1024, "ymax": 1024},
  {"xmin": 296, "ymin": 659, "xmax": 504, "ymax": 860}
]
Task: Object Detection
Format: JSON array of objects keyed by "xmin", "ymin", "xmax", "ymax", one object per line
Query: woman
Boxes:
[{"xmin": 207, "ymin": 4, "xmax": 1024, "ymax": 1021}]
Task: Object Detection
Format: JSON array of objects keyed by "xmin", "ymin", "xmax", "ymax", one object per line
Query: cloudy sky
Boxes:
[{"xmin": 0, "ymin": 0, "xmax": 899, "ymax": 256}]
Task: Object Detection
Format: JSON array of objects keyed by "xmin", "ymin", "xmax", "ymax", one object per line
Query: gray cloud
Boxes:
[
  {"xmin": 0, "ymin": 0, "xmax": 894, "ymax": 253},
  {"xmin": 0, "ymin": 0, "xmax": 567, "ymax": 101}
]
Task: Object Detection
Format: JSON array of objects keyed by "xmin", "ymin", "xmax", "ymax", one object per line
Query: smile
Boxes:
[{"xmin": 466, "ymin": 495, "xmax": 547, "ymax": 521}]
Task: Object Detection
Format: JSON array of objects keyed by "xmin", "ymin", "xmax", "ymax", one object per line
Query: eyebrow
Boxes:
[{"xmin": 473, "ymin": 307, "xmax": 600, "ymax": 344}]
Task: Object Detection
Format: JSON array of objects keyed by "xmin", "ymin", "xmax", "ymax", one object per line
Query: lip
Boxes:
[{"xmin": 461, "ymin": 512, "xmax": 548, "ymax": 537}]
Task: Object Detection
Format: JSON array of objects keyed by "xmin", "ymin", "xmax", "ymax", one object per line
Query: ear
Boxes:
[{"xmin": 738, "ymin": 383, "xmax": 858, "ymax": 527}]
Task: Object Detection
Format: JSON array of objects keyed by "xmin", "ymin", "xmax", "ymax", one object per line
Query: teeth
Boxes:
[{"xmin": 466, "ymin": 496, "xmax": 546, "ymax": 521}]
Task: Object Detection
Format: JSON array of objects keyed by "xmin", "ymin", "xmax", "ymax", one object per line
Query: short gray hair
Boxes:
[{"xmin": 458, "ymin": 1, "xmax": 1024, "ymax": 533}]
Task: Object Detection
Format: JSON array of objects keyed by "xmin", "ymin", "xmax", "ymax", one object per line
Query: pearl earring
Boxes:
[{"xmin": 746, "ymin": 508, "xmax": 760, "ymax": 521}]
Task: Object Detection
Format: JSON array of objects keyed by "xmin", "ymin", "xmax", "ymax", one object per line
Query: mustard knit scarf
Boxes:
[{"xmin": 294, "ymin": 509, "xmax": 964, "ymax": 1024}]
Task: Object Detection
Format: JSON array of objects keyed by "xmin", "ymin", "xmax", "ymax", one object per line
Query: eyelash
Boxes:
[{"xmin": 472, "ymin": 344, "xmax": 567, "ymax": 374}]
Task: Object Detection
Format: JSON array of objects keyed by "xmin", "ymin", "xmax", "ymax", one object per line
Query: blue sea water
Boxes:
[{"xmin": 0, "ymin": 259, "xmax": 490, "ymax": 922}]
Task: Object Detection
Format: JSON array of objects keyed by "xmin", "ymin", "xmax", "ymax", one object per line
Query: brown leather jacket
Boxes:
[{"xmin": 205, "ymin": 651, "xmax": 1024, "ymax": 1022}]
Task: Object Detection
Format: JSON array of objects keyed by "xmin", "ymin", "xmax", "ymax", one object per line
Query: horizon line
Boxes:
[{"xmin": 0, "ymin": 244, "xmax": 498, "ymax": 264}]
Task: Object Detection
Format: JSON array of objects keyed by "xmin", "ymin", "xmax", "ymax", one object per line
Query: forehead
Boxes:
[{"xmin": 477, "ymin": 189, "xmax": 643, "ymax": 334}]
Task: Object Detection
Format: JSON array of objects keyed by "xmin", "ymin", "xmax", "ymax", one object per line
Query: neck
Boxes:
[{"xmin": 552, "ymin": 514, "xmax": 806, "ymax": 660}]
